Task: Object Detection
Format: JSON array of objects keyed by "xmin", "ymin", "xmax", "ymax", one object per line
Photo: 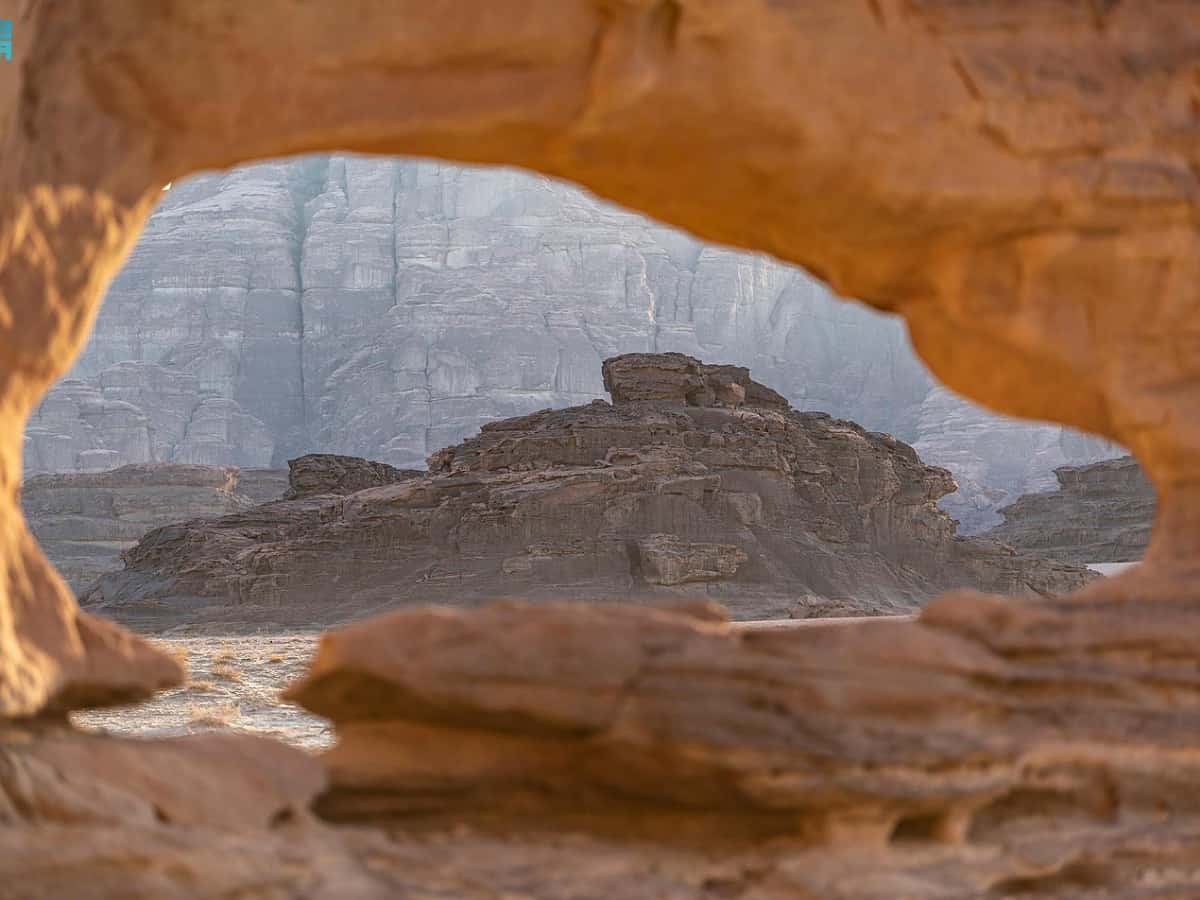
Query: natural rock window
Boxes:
[{"xmin": 0, "ymin": 2, "xmax": 1192, "ymax": 896}]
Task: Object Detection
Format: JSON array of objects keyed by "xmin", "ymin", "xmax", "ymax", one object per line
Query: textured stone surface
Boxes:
[
  {"xmin": 0, "ymin": 725, "xmax": 324, "ymax": 829},
  {"xmin": 26, "ymin": 156, "xmax": 1118, "ymax": 530},
  {"xmin": 283, "ymin": 453, "xmax": 420, "ymax": 501},
  {"xmin": 278, "ymin": 597, "xmax": 1200, "ymax": 897},
  {"xmin": 985, "ymin": 456, "xmax": 1154, "ymax": 566},
  {"xmin": 84, "ymin": 355, "xmax": 1093, "ymax": 628},
  {"xmin": 913, "ymin": 386, "xmax": 1121, "ymax": 531},
  {"xmin": 20, "ymin": 464, "xmax": 277, "ymax": 593}
]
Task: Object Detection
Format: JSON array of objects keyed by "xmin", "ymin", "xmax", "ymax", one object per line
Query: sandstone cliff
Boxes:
[
  {"xmin": 83, "ymin": 354, "xmax": 1092, "ymax": 628},
  {"xmin": 21, "ymin": 464, "xmax": 287, "ymax": 593},
  {"xmin": 22, "ymin": 157, "xmax": 1118, "ymax": 530},
  {"xmin": 984, "ymin": 456, "xmax": 1153, "ymax": 566}
]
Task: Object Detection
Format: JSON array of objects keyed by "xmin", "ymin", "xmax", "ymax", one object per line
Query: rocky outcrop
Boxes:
[
  {"xmin": 83, "ymin": 354, "xmax": 1092, "ymax": 628},
  {"xmin": 274, "ymin": 596, "xmax": 1200, "ymax": 898},
  {"xmin": 25, "ymin": 156, "xmax": 1117, "ymax": 529},
  {"xmin": 913, "ymin": 386, "xmax": 1122, "ymax": 532},
  {"xmin": 20, "ymin": 464, "xmax": 286, "ymax": 594},
  {"xmin": 985, "ymin": 456, "xmax": 1154, "ymax": 566},
  {"xmin": 235, "ymin": 468, "xmax": 291, "ymax": 506},
  {"xmin": 283, "ymin": 453, "xmax": 420, "ymax": 500}
]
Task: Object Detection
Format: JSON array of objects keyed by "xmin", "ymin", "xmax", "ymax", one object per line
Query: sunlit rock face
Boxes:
[{"xmin": 23, "ymin": 157, "xmax": 1118, "ymax": 522}]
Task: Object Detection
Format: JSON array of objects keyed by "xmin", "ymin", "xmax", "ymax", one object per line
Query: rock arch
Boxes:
[{"xmin": 3, "ymin": 3, "xmax": 1200, "ymax": 894}]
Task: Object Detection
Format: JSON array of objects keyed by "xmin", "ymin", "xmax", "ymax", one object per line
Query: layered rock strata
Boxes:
[
  {"xmin": 984, "ymin": 456, "xmax": 1154, "ymax": 566},
  {"xmin": 283, "ymin": 453, "xmax": 421, "ymax": 501},
  {"xmin": 277, "ymin": 596, "xmax": 1200, "ymax": 897},
  {"xmin": 19, "ymin": 464, "xmax": 282, "ymax": 593},
  {"xmin": 84, "ymin": 354, "xmax": 1092, "ymax": 628}
]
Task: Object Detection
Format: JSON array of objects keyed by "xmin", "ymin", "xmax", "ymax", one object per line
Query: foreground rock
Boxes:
[
  {"xmin": 276, "ymin": 597, "xmax": 1200, "ymax": 897},
  {"xmin": 984, "ymin": 457, "xmax": 1153, "ymax": 566},
  {"xmin": 84, "ymin": 354, "xmax": 1092, "ymax": 628},
  {"xmin": 20, "ymin": 464, "xmax": 286, "ymax": 593}
]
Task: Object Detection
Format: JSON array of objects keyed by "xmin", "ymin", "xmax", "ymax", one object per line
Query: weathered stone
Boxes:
[
  {"xmin": 84, "ymin": 355, "xmax": 1092, "ymax": 628},
  {"xmin": 985, "ymin": 456, "xmax": 1154, "ymax": 566},
  {"xmin": 280, "ymin": 596, "xmax": 1200, "ymax": 900},
  {"xmin": 0, "ymin": 725, "xmax": 323, "ymax": 829},
  {"xmin": 636, "ymin": 534, "xmax": 748, "ymax": 586},
  {"xmin": 283, "ymin": 453, "xmax": 421, "ymax": 501}
]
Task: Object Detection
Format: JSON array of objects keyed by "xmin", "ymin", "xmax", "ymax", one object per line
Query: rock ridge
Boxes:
[{"xmin": 984, "ymin": 456, "xmax": 1153, "ymax": 565}]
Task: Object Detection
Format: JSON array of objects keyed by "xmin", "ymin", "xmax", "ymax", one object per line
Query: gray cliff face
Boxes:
[
  {"xmin": 912, "ymin": 386, "xmax": 1123, "ymax": 532},
  {"xmin": 24, "ymin": 156, "xmax": 1120, "ymax": 521}
]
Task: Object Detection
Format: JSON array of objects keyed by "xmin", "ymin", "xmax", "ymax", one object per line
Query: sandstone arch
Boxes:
[
  {"xmin": 5, "ymin": 0, "xmax": 1197, "ymax": 715},
  {"xmin": 3, "ymin": 3, "xmax": 1200, "ymax": 893}
]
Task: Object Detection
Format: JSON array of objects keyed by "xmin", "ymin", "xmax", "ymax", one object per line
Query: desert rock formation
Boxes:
[
  {"xmin": 26, "ymin": 156, "xmax": 1119, "ymax": 530},
  {"xmin": 83, "ymin": 354, "xmax": 1093, "ymax": 627},
  {"xmin": 20, "ymin": 464, "xmax": 286, "ymax": 594},
  {"xmin": 985, "ymin": 456, "xmax": 1153, "ymax": 566},
  {"xmin": 283, "ymin": 453, "xmax": 420, "ymax": 501},
  {"xmin": 277, "ymin": 597, "xmax": 1200, "ymax": 897},
  {"xmin": 2, "ymin": 1, "xmax": 1200, "ymax": 896}
]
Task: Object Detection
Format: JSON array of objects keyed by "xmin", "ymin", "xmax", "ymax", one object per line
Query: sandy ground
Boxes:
[
  {"xmin": 72, "ymin": 632, "xmax": 330, "ymax": 750},
  {"xmin": 69, "ymin": 584, "xmax": 1126, "ymax": 751},
  {"xmin": 69, "ymin": 617, "xmax": 906, "ymax": 749}
]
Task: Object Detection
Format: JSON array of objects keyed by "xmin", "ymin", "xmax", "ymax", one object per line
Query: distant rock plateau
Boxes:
[
  {"xmin": 82, "ymin": 354, "xmax": 1094, "ymax": 629},
  {"xmin": 22, "ymin": 465, "xmax": 287, "ymax": 593},
  {"xmin": 984, "ymin": 456, "xmax": 1153, "ymax": 566},
  {"xmin": 23, "ymin": 156, "xmax": 1119, "ymax": 531}
]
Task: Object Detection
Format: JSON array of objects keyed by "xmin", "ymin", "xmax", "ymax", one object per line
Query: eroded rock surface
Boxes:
[
  {"xmin": 283, "ymin": 453, "xmax": 420, "ymax": 501},
  {"xmin": 985, "ymin": 456, "xmax": 1154, "ymax": 566},
  {"xmin": 275, "ymin": 596, "xmax": 1200, "ymax": 898},
  {"xmin": 20, "ymin": 464, "xmax": 284, "ymax": 593},
  {"xmin": 83, "ymin": 354, "xmax": 1091, "ymax": 627}
]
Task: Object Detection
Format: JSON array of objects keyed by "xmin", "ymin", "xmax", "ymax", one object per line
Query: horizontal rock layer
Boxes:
[
  {"xmin": 21, "ymin": 464, "xmax": 286, "ymax": 593},
  {"xmin": 83, "ymin": 354, "xmax": 1092, "ymax": 628},
  {"xmin": 984, "ymin": 456, "xmax": 1154, "ymax": 565}
]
